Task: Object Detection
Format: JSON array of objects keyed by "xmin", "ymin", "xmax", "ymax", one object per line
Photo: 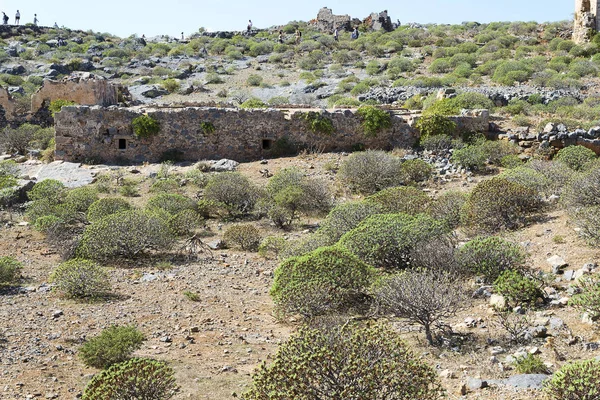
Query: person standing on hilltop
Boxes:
[
  {"xmin": 333, "ymin": 27, "xmax": 339, "ymax": 41},
  {"xmin": 2, "ymin": 12, "xmax": 8, "ymax": 25},
  {"xmin": 14, "ymin": 10, "xmax": 20, "ymax": 25},
  {"xmin": 247, "ymin": 20, "xmax": 252, "ymax": 32},
  {"xmin": 33, "ymin": 14, "xmax": 39, "ymax": 26},
  {"xmin": 295, "ymin": 28, "xmax": 302, "ymax": 44}
]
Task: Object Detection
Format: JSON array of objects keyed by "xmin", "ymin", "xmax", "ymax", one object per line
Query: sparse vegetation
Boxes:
[{"xmin": 79, "ymin": 325, "xmax": 145, "ymax": 369}]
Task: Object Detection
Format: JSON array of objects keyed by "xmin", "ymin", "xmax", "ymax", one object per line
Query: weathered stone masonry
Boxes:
[{"xmin": 54, "ymin": 106, "xmax": 489, "ymax": 164}]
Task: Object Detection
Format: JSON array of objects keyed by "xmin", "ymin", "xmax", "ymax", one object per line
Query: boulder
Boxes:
[{"xmin": 211, "ymin": 159, "xmax": 239, "ymax": 172}]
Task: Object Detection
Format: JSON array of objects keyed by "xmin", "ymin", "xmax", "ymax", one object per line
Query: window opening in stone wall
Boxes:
[
  {"xmin": 262, "ymin": 139, "xmax": 273, "ymax": 150},
  {"xmin": 118, "ymin": 139, "xmax": 127, "ymax": 150},
  {"xmin": 582, "ymin": 0, "xmax": 591, "ymax": 12}
]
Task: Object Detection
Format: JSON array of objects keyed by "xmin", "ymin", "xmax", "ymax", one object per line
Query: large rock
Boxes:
[
  {"xmin": 211, "ymin": 159, "xmax": 239, "ymax": 172},
  {"xmin": 502, "ymin": 374, "xmax": 549, "ymax": 390},
  {"xmin": 17, "ymin": 160, "xmax": 106, "ymax": 188}
]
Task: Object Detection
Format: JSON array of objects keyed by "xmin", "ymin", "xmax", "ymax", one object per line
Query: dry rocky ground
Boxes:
[{"xmin": 0, "ymin": 153, "xmax": 599, "ymax": 399}]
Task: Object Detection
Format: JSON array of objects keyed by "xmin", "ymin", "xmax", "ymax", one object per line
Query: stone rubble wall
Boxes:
[
  {"xmin": 30, "ymin": 73, "xmax": 118, "ymax": 113},
  {"xmin": 54, "ymin": 106, "xmax": 491, "ymax": 164},
  {"xmin": 573, "ymin": 0, "xmax": 600, "ymax": 43}
]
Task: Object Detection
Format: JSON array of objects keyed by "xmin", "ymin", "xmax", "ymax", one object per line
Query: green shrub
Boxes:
[
  {"xmin": 500, "ymin": 154, "xmax": 523, "ymax": 169},
  {"xmin": 456, "ymin": 237, "xmax": 526, "ymax": 282},
  {"xmin": 119, "ymin": 182, "xmax": 139, "ymax": 197},
  {"xmin": 167, "ymin": 209, "xmax": 203, "ymax": 237},
  {"xmin": 223, "ymin": 224, "xmax": 261, "ymax": 251},
  {"xmin": 317, "ymin": 201, "xmax": 384, "ymax": 242},
  {"xmin": 80, "ymin": 326, "xmax": 145, "ymax": 369},
  {"xmin": 149, "ymin": 178, "xmax": 180, "ymax": 194},
  {"xmin": 247, "ymin": 74, "xmax": 263, "ymax": 86},
  {"xmin": 451, "ymin": 144, "xmax": 488, "ymax": 171},
  {"xmin": 240, "ymin": 98, "xmax": 267, "ymax": 108},
  {"xmin": 527, "ymin": 160, "xmax": 576, "ymax": 197},
  {"xmin": 400, "ymin": 159, "xmax": 433, "ymax": 183},
  {"xmin": 265, "ymin": 167, "xmax": 331, "ymax": 226},
  {"xmin": 427, "ymin": 190, "xmax": 468, "ymax": 229},
  {"xmin": 82, "ymin": 358, "xmax": 177, "ymax": 400},
  {"xmin": 339, "ymin": 213, "xmax": 449, "ymax": 270},
  {"xmin": 420, "ymin": 134, "xmax": 455, "ymax": 153},
  {"xmin": 87, "ymin": 198, "xmax": 132, "ymax": 223},
  {"xmin": 146, "ymin": 193, "xmax": 196, "ymax": 216},
  {"xmin": 244, "ymin": 324, "xmax": 444, "ymax": 400},
  {"xmin": 204, "ymin": 172, "xmax": 260, "ymax": 215},
  {"xmin": 570, "ymin": 275, "xmax": 600, "ymax": 318},
  {"xmin": 77, "ymin": 210, "xmax": 174, "ymax": 261},
  {"xmin": 0, "ymin": 256, "xmax": 22, "ymax": 284},
  {"xmin": 200, "ymin": 121, "xmax": 215, "ymax": 134},
  {"xmin": 481, "ymin": 140, "xmax": 520, "ymax": 165},
  {"xmin": 365, "ymin": 186, "xmax": 431, "ymax": 215},
  {"xmin": 563, "ymin": 166, "xmax": 600, "ymax": 209},
  {"xmin": 302, "ymin": 112, "xmax": 335, "ymax": 135},
  {"xmin": 356, "ymin": 106, "xmax": 392, "ymax": 137},
  {"xmin": 132, "ymin": 115, "xmax": 160, "ymax": 138},
  {"xmin": 461, "ymin": 177, "xmax": 543, "ymax": 233},
  {"xmin": 28, "ymin": 179, "xmax": 65, "ymax": 203},
  {"xmin": 50, "ymin": 259, "xmax": 110, "ymax": 299},
  {"xmin": 258, "ymin": 236, "xmax": 286, "ymax": 258},
  {"xmin": 494, "ymin": 270, "xmax": 541, "ymax": 306},
  {"xmin": 544, "ymin": 359, "xmax": 600, "ymax": 400},
  {"xmin": 48, "ymin": 99, "xmax": 76, "ymax": 116},
  {"xmin": 279, "ymin": 232, "xmax": 334, "ymax": 260},
  {"xmin": 161, "ymin": 78, "xmax": 180, "ymax": 93},
  {"xmin": 415, "ymin": 114, "xmax": 457, "ymax": 137},
  {"xmin": 338, "ymin": 150, "xmax": 402, "ymax": 194},
  {"xmin": 572, "ymin": 206, "xmax": 600, "ymax": 245},
  {"xmin": 554, "ymin": 145, "xmax": 597, "ymax": 171},
  {"xmin": 513, "ymin": 354, "xmax": 548, "ymax": 374},
  {"xmin": 64, "ymin": 186, "xmax": 99, "ymax": 213},
  {"xmin": 271, "ymin": 246, "xmax": 374, "ymax": 317},
  {"xmin": 499, "ymin": 167, "xmax": 549, "ymax": 195}
]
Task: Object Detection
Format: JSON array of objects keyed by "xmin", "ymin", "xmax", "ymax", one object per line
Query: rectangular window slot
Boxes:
[
  {"xmin": 118, "ymin": 139, "xmax": 127, "ymax": 150},
  {"xmin": 262, "ymin": 139, "xmax": 273, "ymax": 150}
]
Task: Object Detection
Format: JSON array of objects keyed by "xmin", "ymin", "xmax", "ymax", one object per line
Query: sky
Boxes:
[{"xmin": 0, "ymin": 0, "xmax": 574, "ymax": 38}]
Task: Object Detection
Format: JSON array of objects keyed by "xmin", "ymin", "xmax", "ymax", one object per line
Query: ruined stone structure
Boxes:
[
  {"xmin": 574, "ymin": 0, "xmax": 600, "ymax": 43},
  {"xmin": 30, "ymin": 73, "xmax": 118, "ymax": 114},
  {"xmin": 312, "ymin": 7, "xmax": 394, "ymax": 32},
  {"xmin": 0, "ymin": 87, "xmax": 16, "ymax": 124},
  {"xmin": 54, "ymin": 106, "xmax": 489, "ymax": 164}
]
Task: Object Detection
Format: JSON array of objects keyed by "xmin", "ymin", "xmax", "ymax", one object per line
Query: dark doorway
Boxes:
[
  {"xmin": 118, "ymin": 139, "xmax": 127, "ymax": 150},
  {"xmin": 262, "ymin": 139, "xmax": 273, "ymax": 150}
]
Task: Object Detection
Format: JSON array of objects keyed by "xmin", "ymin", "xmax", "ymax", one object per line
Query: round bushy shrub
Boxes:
[
  {"xmin": 338, "ymin": 150, "xmax": 402, "ymax": 194},
  {"xmin": 80, "ymin": 326, "xmax": 145, "ymax": 369},
  {"xmin": 87, "ymin": 198, "xmax": 132, "ymax": 223},
  {"xmin": 462, "ymin": 177, "xmax": 543, "ymax": 233},
  {"xmin": 204, "ymin": 172, "xmax": 260, "ymax": 215},
  {"xmin": 27, "ymin": 179, "xmax": 65, "ymax": 203},
  {"xmin": 400, "ymin": 159, "xmax": 433, "ymax": 183},
  {"xmin": 223, "ymin": 224, "xmax": 261, "ymax": 251},
  {"xmin": 499, "ymin": 167, "xmax": 549, "ymax": 195},
  {"xmin": 415, "ymin": 114, "xmax": 457, "ymax": 137},
  {"xmin": 339, "ymin": 213, "xmax": 449, "ymax": 270},
  {"xmin": 500, "ymin": 154, "xmax": 523, "ymax": 169},
  {"xmin": 427, "ymin": 190, "xmax": 469, "ymax": 230},
  {"xmin": 494, "ymin": 270, "xmax": 541, "ymax": 306},
  {"xmin": 258, "ymin": 236, "xmax": 286, "ymax": 259},
  {"xmin": 456, "ymin": 237, "xmax": 526, "ymax": 282},
  {"xmin": 570, "ymin": 275, "xmax": 600, "ymax": 318},
  {"xmin": 167, "ymin": 209, "xmax": 203, "ymax": 237},
  {"xmin": 266, "ymin": 167, "xmax": 332, "ymax": 225},
  {"xmin": 527, "ymin": 159, "xmax": 576, "ymax": 196},
  {"xmin": 573, "ymin": 206, "xmax": 600, "ymax": 245},
  {"xmin": 271, "ymin": 246, "xmax": 375, "ymax": 317},
  {"xmin": 132, "ymin": 115, "xmax": 160, "ymax": 138},
  {"xmin": 555, "ymin": 145, "xmax": 597, "ymax": 171},
  {"xmin": 317, "ymin": 201, "xmax": 384, "ymax": 242},
  {"xmin": 365, "ymin": 186, "xmax": 431, "ymax": 215},
  {"xmin": 146, "ymin": 193, "xmax": 196, "ymax": 215},
  {"xmin": 279, "ymin": 232, "xmax": 334, "ymax": 260},
  {"xmin": 0, "ymin": 256, "xmax": 22, "ymax": 284},
  {"xmin": 420, "ymin": 134, "xmax": 454, "ymax": 153},
  {"xmin": 544, "ymin": 359, "xmax": 600, "ymax": 400},
  {"xmin": 451, "ymin": 144, "xmax": 487, "ymax": 171},
  {"xmin": 244, "ymin": 323, "xmax": 444, "ymax": 400},
  {"xmin": 50, "ymin": 259, "xmax": 110, "ymax": 299},
  {"xmin": 356, "ymin": 106, "xmax": 392, "ymax": 137},
  {"xmin": 64, "ymin": 187, "xmax": 99, "ymax": 212},
  {"xmin": 82, "ymin": 358, "xmax": 177, "ymax": 400},
  {"xmin": 563, "ymin": 166, "xmax": 600, "ymax": 209},
  {"xmin": 77, "ymin": 210, "xmax": 174, "ymax": 260}
]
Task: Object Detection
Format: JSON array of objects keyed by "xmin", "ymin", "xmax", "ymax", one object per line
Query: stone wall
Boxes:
[
  {"xmin": 574, "ymin": 0, "xmax": 600, "ymax": 43},
  {"xmin": 31, "ymin": 73, "xmax": 118, "ymax": 113},
  {"xmin": 314, "ymin": 8, "xmax": 354, "ymax": 32},
  {"xmin": 54, "ymin": 106, "xmax": 491, "ymax": 164},
  {"xmin": 0, "ymin": 87, "xmax": 16, "ymax": 124}
]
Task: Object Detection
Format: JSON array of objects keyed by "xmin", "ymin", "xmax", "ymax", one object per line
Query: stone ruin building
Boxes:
[
  {"xmin": 0, "ymin": 72, "xmax": 119, "ymax": 128},
  {"xmin": 313, "ymin": 7, "xmax": 394, "ymax": 32},
  {"xmin": 53, "ymin": 105, "xmax": 489, "ymax": 164},
  {"xmin": 573, "ymin": 0, "xmax": 600, "ymax": 43}
]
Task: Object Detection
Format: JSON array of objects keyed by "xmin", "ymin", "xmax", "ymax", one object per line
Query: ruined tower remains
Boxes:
[{"xmin": 574, "ymin": 0, "xmax": 600, "ymax": 43}]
